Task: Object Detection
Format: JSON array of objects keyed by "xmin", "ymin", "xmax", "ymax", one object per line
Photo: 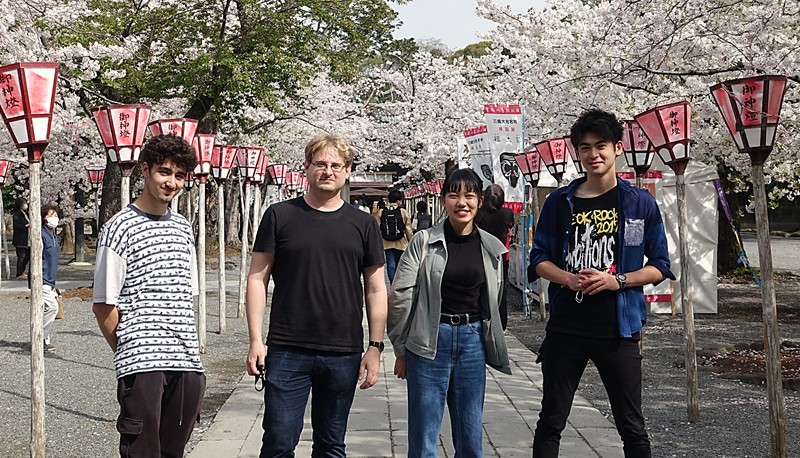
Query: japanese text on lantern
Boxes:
[
  {"xmin": 0, "ymin": 74, "xmax": 19, "ymax": 109},
  {"xmin": 119, "ymin": 113, "xmax": 131, "ymax": 138},
  {"xmin": 742, "ymin": 84, "xmax": 759, "ymax": 122},
  {"xmin": 637, "ymin": 130, "xmax": 647, "ymax": 149},
  {"xmin": 669, "ymin": 110, "xmax": 680, "ymax": 135}
]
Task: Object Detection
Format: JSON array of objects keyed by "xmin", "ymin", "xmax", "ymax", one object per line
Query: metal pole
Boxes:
[
  {"xmin": 121, "ymin": 175, "xmax": 130, "ymax": 209},
  {"xmin": 238, "ymin": 183, "xmax": 251, "ymax": 319},
  {"xmin": 676, "ymin": 173, "xmax": 699, "ymax": 423},
  {"xmin": 521, "ymin": 184, "xmax": 529, "ymax": 317},
  {"xmin": 752, "ymin": 162, "xmax": 787, "ymax": 457},
  {"xmin": 252, "ymin": 185, "xmax": 261, "ymax": 238},
  {"xmin": 94, "ymin": 192, "xmax": 100, "ymax": 234},
  {"xmin": 217, "ymin": 182, "xmax": 227, "ymax": 334},
  {"xmin": 197, "ymin": 182, "xmax": 207, "ymax": 354},
  {"xmin": 29, "ymin": 161, "xmax": 45, "ymax": 458}
]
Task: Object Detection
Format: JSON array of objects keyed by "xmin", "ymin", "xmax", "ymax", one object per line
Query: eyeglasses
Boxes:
[{"xmin": 311, "ymin": 161, "xmax": 346, "ymax": 173}]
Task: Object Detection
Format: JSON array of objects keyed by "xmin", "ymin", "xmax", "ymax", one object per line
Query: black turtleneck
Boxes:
[{"xmin": 440, "ymin": 219, "xmax": 485, "ymax": 317}]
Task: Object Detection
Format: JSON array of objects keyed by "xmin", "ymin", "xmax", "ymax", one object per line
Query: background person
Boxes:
[
  {"xmin": 388, "ymin": 168, "xmax": 510, "ymax": 458},
  {"xmin": 477, "ymin": 184, "xmax": 515, "ymax": 330},
  {"xmin": 245, "ymin": 133, "xmax": 387, "ymax": 457},
  {"xmin": 376, "ymin": 190, "xmax": 413, "ymax": 282},
  {"xmin": 92, "ymin": 135, "xmax": 205, "ymax": 457},
  {"xmin": 13, "ymin": 197, "xmax": 30, "ymax": 279},
  {"xmin": 412, "ymin": 200, "xmax": 432, "ymax": 233},
  {"xmin": 41, "ymin": 203, "xmax": 60, "ymax": 352}
]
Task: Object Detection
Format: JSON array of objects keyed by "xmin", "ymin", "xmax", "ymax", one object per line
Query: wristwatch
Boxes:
[
  {"xmin": 615, "ymin": 273, "xmax": 627, "ymax": 290},
  {"xmin": 368, "ymin": 341, "xmax": 384, "ymax": 352}
]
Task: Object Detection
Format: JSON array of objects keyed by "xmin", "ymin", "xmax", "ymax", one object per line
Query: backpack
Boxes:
[
  {"xmin": 415, "ymin": 213, "xmax": 432, "ymax": 232},
  {"xmin": 380, "ymin": 207, "xmax": 405, "ymax": 241}
]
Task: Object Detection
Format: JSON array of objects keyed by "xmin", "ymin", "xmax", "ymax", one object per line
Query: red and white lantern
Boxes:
[
  {"xmin": 236, "ymin": 146, "xmax": 264, "ymax": 182},
  {"xmin": 148, "ymin": 118, "xmax": 198, "ymax": 145},
  {"xmin": 211, "ymin": 145, "xmax": 238, "ymax": 183},
  {"xmin": 192, "ymin": 134, "xmax": 215, "ymax": 183},
  {"xmin": 621, "ymin": 120, "xmax": 655, "ymax": 178},
  {"xmin": 535, "ymin": 137, "xmax": 569, "ymax": 182},
  {"xmin": 85, "ymin": 165, "xmax": 105, "ymax": 191},
  {"xmin": 93, "ymin": 104, "xmax": 152, "ymax": 176},
  {"xmin": 634, "ymin": 101, "xmax": 691, "ymax": 175}
]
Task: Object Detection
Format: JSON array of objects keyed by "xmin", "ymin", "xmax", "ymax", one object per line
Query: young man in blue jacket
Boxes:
[{"xmin": 529, "ymin": 109, "xmax": 675, "ymax": 457}]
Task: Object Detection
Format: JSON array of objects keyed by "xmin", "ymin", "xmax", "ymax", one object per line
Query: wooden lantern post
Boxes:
[
  {"xmin": 192, "ymin": 133, "xmax": 215, "ymax": 353},
  {"xmin": 236, "ymin": 146, "xmax": 264, "ymax": 318},
  {"xmin": 0, "ymin": 61, "xmax": 59, "ymax": 458},
  {"xmin": 514, "ymin": 148, "xmax": 545, "ymax": 320},
  {"xmin": 211, "ymin": 145, "xmax": 238, "ymax": 334},
  {"xmin": 92, "ymin": 105, "xmax": 151, "ymax": 208},
  {"xmin": 635, "ymin": 101, "xmax": 698, "ymax": 423},
  {"xmin": 710, "ymin": 75, "xmax": 788, "ymax": 457}
]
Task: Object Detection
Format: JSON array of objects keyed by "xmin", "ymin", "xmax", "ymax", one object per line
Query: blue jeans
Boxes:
[
  {"xmin": 406, "ymin": 322, "xmax": 486, "ymax": 458},
  {"xmin": 260, "ymin": 346, "xmax": 361, "ymax": 458},
  {"xmin": 385, "ymin": 248, "xmax": 403, "ymax": 283}
]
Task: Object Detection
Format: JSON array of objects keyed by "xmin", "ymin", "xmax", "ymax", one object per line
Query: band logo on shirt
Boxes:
[{"xmin": 565, "ymin": 208, "xmax": 618, "ymax": 274}]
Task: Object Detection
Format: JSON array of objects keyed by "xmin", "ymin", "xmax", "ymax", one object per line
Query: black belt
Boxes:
[{"xmin": 440, "ymin": 313, "xmax": 481, "ymax": 325}]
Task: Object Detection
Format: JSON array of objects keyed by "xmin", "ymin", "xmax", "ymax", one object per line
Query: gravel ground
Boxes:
[
  {"xmin": 506, "ymin": 275, "xmax": 800, "ymax": 457},
  {"xmin": 0, "ymin": 260, "xmax": 251, "ymax": 457}
]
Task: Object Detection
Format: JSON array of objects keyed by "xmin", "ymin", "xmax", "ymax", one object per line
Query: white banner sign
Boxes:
[
  {"xmin": 464, "ymin": 125, "xmax": 494, "ymax": 189},
  {"xmin": 483, "ymin": 103, "xmax": 523, "ymax": 211},
  {"xmin": 457, "ymin": 136, "xmax": 469, "ymax": 169}
]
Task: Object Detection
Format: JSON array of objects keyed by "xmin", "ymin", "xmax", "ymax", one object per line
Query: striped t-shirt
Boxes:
[{"xmin": 93, "ymin": 204, "xmax": 203, "ymax": 379}]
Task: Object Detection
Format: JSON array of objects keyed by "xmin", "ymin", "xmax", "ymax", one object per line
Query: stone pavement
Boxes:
[{"xmin": 188, "ymin": 335, "xmax": 624, "ymax": 458}]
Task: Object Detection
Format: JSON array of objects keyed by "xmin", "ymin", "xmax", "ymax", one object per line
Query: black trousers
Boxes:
[
  {"xmin": 15, "ymin": 246, "xmax": 29, "ymax": 277},
  {"xmin": 117, "ymin": 371, "xmax": 206, "ymax": 458},
  {"xmin": 532, "ymin": 332, "xmax": 650, "ymax": 458}
]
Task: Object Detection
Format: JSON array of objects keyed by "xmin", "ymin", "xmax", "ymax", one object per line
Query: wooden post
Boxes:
[
  {"xmin": 531, "ymin": 190, "xmax": 547, "ymax": 322},
  {"xmin": 120, "ymin": 175, "xmax": 131, "ymax": 209},
  {"xmin": 252, "ymin": 184, "xmax": 261, "ymax": 238},
  {"xmin": 676, "ymin": 173, "xmax": 700, "ymax": 423},
  {"xmin": 217, "ymin": 183, "xmax": 227, "ymax": 334},
  {"xmin": 29, "ymin": 162, "xmax": 45, "ymax": 458},
  {"xmin": 752, "ymin": 163, "xmax": 787, "ymax": 457},
  {"xmin": 238, "ymin": 182, "xmax": 251, "ymax": 318},
  {"xmin": 197, "ymin": 181, "xmax": 207, "ymax": 353}
]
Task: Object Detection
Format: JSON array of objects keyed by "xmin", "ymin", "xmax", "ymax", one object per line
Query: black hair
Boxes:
[
  {"xmin": 139, "ymin": 134, "xmax": 197, "ymax": 173},
  {"xmin": 416, "ymin": 200, "xmax": 428, "ymax": 213},
  {"xmin": 387, "ymin": 190, "xmax": 403, "ymax": 203},
  {"xmin": 570, "ymin": 109, "xmax": 623, "ymax": 149},
  {"xmin": 440, "ymin": 168, "xmax": 482, "ymax": 198},
  {"xmin": 481, "ymin": 184, "xmax": 505, "ymax": 212},
  {"xmin": 14, "ymin": 197, "xmax": 26, "ymax": 212},
  {"xmin": 41, "ymin": 203, "xmax": 60, "ymax": 219}
]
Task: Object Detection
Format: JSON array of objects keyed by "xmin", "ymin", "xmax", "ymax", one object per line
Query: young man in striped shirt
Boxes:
[{"xmin": 92, "ymin": 134, "xmax": 204, "ymax": 457}]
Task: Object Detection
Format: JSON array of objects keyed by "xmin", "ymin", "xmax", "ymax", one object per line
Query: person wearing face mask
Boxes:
[{"xmin": 41, "ymin": 203, "xmax": 61, "ymax": 352}]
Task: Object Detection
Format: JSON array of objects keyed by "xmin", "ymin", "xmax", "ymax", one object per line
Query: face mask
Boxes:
[{"xmin": 45, "ymin": 216, "xmax": 59, "ymax": 229}]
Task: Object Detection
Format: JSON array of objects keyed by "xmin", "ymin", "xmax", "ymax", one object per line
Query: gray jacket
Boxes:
[{"xmin": 388, "ymin": 222, "xmax": 512, "ymax": 374}]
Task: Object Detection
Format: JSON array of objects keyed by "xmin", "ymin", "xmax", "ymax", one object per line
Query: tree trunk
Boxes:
[
  {"xmin": 225, "ymin": 179, "xmax": 241, "ymax": 247},
  {"xmin": 99, "ymin": 156, "xmax": 122, "ymax": 230},
  {"xmin": 61, "ymin": 220, "xmax": 75, "ymax": 255}
]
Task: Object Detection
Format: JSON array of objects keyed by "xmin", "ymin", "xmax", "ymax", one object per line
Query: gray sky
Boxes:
[{"xmin": 392, "ymin": 0, "xmax": 548, "ymax": 50}]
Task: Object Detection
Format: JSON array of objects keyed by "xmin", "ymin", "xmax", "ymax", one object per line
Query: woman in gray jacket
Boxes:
[{"xmin": 388, "ymin": 168, "xmax": 510, "ymax": 458}]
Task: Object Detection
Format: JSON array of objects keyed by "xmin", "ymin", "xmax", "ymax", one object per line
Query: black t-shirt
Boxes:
[
  {"xmin": 440, "ymin": 220, "xmax": 485, "ymax": 317},
  {"xmin": 547, "ymin": 187, "xmax": 619, "ymax": 338},
  {"xmin": 252, "ymin": 197, "xmax": 385, "ymax": 352},
  {"xmin": 478, "ymin": 207, "xmax": 514, "ymax": 246}
]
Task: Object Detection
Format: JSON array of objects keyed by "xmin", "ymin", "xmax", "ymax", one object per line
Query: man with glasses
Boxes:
[{"xmin": 245, "ymin": 133, "xmax": 388, "ymax": 457}]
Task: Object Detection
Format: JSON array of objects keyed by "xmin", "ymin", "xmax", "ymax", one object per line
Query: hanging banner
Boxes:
[
  {"xmin": 457, "ymin": 136, "xmax": 469, "ymax": 169},
  {"xmin": 464, "ymin": 125, "xmax": 494, "ymax": 189},
  {"xmin": 483, "ymin": 103, "xmax": 523, "ymax": 212}
]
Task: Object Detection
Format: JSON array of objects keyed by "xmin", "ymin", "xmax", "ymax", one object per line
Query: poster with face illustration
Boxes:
[
  {"xmin": 483, "ymin": 104, "xmax": 523, "ymax": 212},
  {"xmin": 464, "ymin": 125, "xmax": 494, "ymax": 190}
]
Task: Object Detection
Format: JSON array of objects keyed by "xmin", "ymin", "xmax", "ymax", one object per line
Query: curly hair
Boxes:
[{"xmin": 139, "ymin": 134, "xmax": 197, "ymax": 173}]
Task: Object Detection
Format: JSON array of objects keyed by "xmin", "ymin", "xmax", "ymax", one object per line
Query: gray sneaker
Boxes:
[{"xmin": 44, "ymin": 343, "xmax": 56, "ymax": 352}]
